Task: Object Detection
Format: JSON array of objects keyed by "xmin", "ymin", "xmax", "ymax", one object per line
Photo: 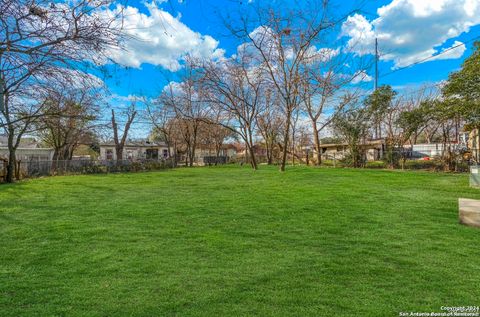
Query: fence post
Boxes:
[{"xmin": 0, "ymin": 158, "xmax": 6, "ymax": 182}]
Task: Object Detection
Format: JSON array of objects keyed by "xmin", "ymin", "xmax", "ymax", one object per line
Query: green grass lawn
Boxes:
[{"xmin": 1, "ymin": 166, "xmax": 479, "ymax": 316}]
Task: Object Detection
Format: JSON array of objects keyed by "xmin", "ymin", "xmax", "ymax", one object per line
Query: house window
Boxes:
[
  {"xmin": 163, "ymin": 149, "xmax": 168, "ymax": 158},
  {"xmin": 126, "ymin": 150, "xmax": 134, "ymax": 160},
  {"xmin": 146, "ymin": 149, "xmax": 159, "ymax": 160},
  {"xmin": 106, "ymin": 149, "xmax": 113, "ymax": 160}
]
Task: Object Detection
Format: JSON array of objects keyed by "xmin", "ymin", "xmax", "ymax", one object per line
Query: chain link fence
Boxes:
[{"xmin": 16, "ymin": 159, "xmax": 175, "ymax": 179}]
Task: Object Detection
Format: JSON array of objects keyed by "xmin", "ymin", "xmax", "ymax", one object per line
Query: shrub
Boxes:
[
  {"xmin": 404, "ymin": 160, "xmax": 441, "ymax": 171},
  {"xmin": 365, "ymin": 161, "xmax": 387, "ymax": 169}
]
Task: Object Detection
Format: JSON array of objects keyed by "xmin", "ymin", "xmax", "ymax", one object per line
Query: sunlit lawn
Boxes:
[{"xmin": 1, "ymin": 166, "xmax": 479, "ymax": 316}]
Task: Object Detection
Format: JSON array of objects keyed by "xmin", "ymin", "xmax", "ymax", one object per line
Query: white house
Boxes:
[
  {"xmin": 0, "ymin": 136, "xmax": 54, "ymax": 161},
  {"xmin": 99, "ymin": 141, "xmax": 171, "ymax": 161}
]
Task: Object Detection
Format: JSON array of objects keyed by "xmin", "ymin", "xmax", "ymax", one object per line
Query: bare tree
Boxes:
[
  {"xmin": 111, "ymin": 105, "xmax": 137, "ymax": 163},
  {"xmin": 202, "ymin": 111, "xmax": 235, "ymax": 164},
  {"xmin": 201, "ymin": 54, "xmax": 265, "ymax": 170},
  {"xmin": 227, "ymin": 0, "xmax": 356, "ymax": 171},
  {"xmin": 145, "ymin": 96, "xmax": 177, "ymax": 165},
  {"xmin": 38, "ymin": 86, "xmax": 100, "ymax": 162},
  {"xmin": 0, "ymin": 0, "xmax": 124, "ymax": 182},
  {"xmin": 162, "ymin": 60, "xmax": 212, "ymax": 166},
  {"xmin": 300, "ymin": 50, "xmax": 369, "ymax": 165},
  {"xmin": 256, "ymin": 90, "xmax": 282, "ymax": 165},
  {"xmin": 406, "ymin": 87, "xmax": 441, "ymax": 144}
]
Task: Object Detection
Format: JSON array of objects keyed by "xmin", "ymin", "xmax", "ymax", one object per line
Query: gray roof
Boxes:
[
  {"xmin": 100, "ymin": 140, "xmax": 168, "ymax": 148},
  {"xmin": 0, "ymin": 135, "xmax": 43, "ymax": 149}
]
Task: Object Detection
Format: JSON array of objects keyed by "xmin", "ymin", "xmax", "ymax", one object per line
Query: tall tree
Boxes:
[
  {"xmin": 0, "ymin": 0, "xmax": 124, "ymax": 182},
  {"xmin": 111, "ymin": 105, "xmax": 137, "ymax": 162},
  {"xmin": 201, "ymin": 54, "xmax": 265, "ymax": 170},
  {"xmin": 38, "ymin": 87, "xmax": 99, "ymax": 162},
  {"xmin": 332, "ymin": 104, "xmax": 369, "ymax": 168},
  {"xmin": 145, "ymin": 96, "xmax": 177, "ymax": 164},
  {"xmin": 256, "ymin": 90, "xmax": 282, "ymax": 165},
  {"xmin": 228, "ymin": 0, "xmax": 358, "ymax": 171},
  {"xmin": 364, "ymin": 85, "xmax": 397, "ymax": 139},
  {"xmin": 300, "ymin": 44, "xmax": 370, "ymax": 166},
  {"xmin": 164, "ymin": 60, "xmax": 210, "ymax": 167},
  {"xmin": 443, "ymin": 41, "xmax": 480, "ymax": 130}
]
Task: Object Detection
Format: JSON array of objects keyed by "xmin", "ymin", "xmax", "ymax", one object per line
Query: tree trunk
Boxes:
[
  {"xmin": 173, "ymin": 142, "xmax": 177, "ymax": 167},
  {"xmin": 291, "ymin": 132, "xmax": 295, "ymax": 166},
  {"xmin": 280, "ymin": 114, "xmax": 291, "ymax": 172},
  {"xmin": 51, "ymin": 147, "xmax": 62, "ymax": 172},
  {"xmin": 189, "ymin": 148, "xmax": 195, "ymax": 167},
  {"xmin": 247, "ymin": 128, "xmax": 258, "ymax": 170},
  {"xmin": 116, "ymin": 147, "xmax": 123, "ymax": 163},
  {"xmin": 312, "ymin": 124, "xmax": 322, "ymax": 166},
  {"xmin": 215, "ymin": 146, "xmax": 221, "ymax": 166},
  {"xmin": 6, "ymin": 147, "xmax": 16, "ymax": 183},
  {"xmin": 111, "ymin": 108, "xmax": 136, "ymax": 166},
  {"xmin": 266, "ymin": 145, "xmax": 273, "ymax": 165},
  {"xmin": 246, "ymin": 143, "xmax": 258, "ymax": 170},
  {"xmin": 6, "ymin": 130, "xmax": 16, "ymax": 183}
]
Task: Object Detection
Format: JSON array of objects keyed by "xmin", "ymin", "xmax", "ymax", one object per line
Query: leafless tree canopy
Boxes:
[
  {"xmin": 112, "ymin": 105, "xmax": 137, "ymax": 163},
  {"xmin": 37, "ymin": 84, "xmax": 101, "ymax": 161},
  {"xmin": 139, "ymin": 0, "xmax": 376, "ymax": 170},
  {"xmin": 220, "ymin": 0, "xmax": 369, "ymax": 170},
  {"xmin": 0, "ymin": 0, "xmax": 125, "ymax": 182}
]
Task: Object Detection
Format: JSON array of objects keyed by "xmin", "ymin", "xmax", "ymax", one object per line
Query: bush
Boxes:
[
  {"xmin": 321, "ymin": 159, "xmax": 344, "ymax": 167},
  {"xmin": 403, "ymin": 160, "xmax": 441, "ymax": 171},
  {"xmin": 365, "ymin": 161, "xmax": 387, "ymax": 169},
  {"xmin": 339, "ymin": 152, "xmax": 366, "ymax": 168}
]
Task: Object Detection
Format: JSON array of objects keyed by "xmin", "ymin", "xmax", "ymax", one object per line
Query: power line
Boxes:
[
  {"xmin": 395, "ymin": 82, "xmax": 443, "ymax": 99},
  {"xmin": 380, "ymin": 35, "xmax": 480, "ymax": 78}
]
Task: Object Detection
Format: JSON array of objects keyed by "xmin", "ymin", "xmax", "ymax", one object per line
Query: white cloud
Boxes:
[
  {"xmin": 341, "ymin": 14, "xmax": 375, "ymax": 56},
  {"xmin": 111, "ymin": 93, "xmax": 142, "ymax": 103},
  {"xmin": 341, "ymin": 0, "xmax": 480, "ymax": 68},
  {"xmin": 432, "ymin": 41, "xmax": 467, "ymax": 61},
  {"xmin": 351, "ymin": 71, "xmax": 373, "ymax": 84},
  {"xmin": 104, "ymin": 2, "xmax": 225, "ymax": 70},
  {"xmin": 304, "ymin": 46, "xmax": 340, "ymax": 63}
]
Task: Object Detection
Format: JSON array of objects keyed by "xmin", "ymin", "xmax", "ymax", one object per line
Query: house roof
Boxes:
[
  {"xmin": 320, "ymin": 139, "xmax": 386, "ymax": 149},
  {"xmin": 100, "ymin": 140, "xmax": 168, "ymax": 148},
  {"xmin": 0, "ymin": 135, "xmax": 44, "ymax": 149},
  {"xmin": 194, "ymin": 143, "xmax": 239, "ymax": 151}
]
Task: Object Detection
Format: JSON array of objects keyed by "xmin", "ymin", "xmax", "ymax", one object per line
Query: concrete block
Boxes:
[{"xmin": 459, "ymin": 198, "xmax": 480, "ymax": 228}]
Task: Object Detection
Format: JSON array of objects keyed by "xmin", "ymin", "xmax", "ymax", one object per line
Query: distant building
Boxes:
[
  {"xmin": 0, "ymin": 136, "xmax": 54, "ymax": 161},
  {"xmin": 407, "ymin": 130, "xmax": 478, "ymax": 160},
  {"xmin": 99, "ymin": 141, "xmax": 171, "ymax": 161},
  {"xmin": 190, "ymin": 144, "xmax": 239, "ymax": 165},
  {"xmin": 407, "ymin": 143, "xmax": 452, "ymax": 158},
  {"xmin": 235, "ymin": 144, "xmax": 267, "ymax": 161},
  {"xmin": 319, "ymin": 139, "xmax": 385, "ymax": 161}
]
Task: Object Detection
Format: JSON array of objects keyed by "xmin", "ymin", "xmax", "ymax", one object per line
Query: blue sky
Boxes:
[
  {"xmin": 99, "ymin": 0, "xmax": 480, "ymax": 121},
  {"xmin": 105, "ymin": 0, "xmax": 480, "ymax": 100}
]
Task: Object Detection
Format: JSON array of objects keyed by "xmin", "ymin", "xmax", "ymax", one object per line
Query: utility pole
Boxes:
[
  {"xmin": 374, "ymin": 38, "xmax": 380, "ymax": 140},
  {"xmin": 374, "ymin": 37, "xmax": 379, "ymax": 91},
  {"xmin": 0, "ymin": 75, "xmax": 4, "ymax": 112}
]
